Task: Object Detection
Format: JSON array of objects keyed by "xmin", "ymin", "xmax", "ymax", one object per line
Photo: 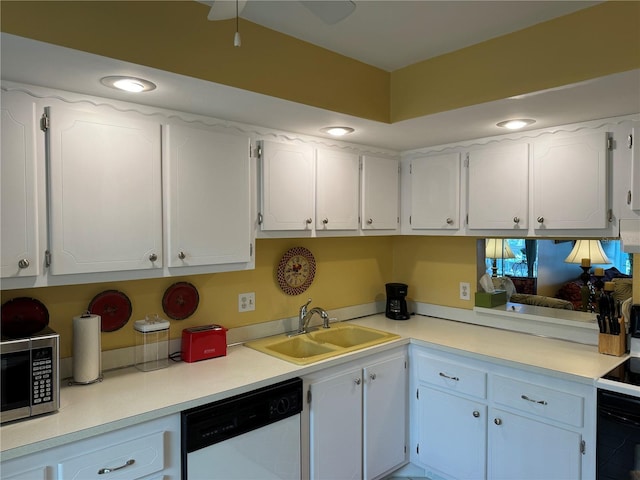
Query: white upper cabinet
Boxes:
[
  {"xmin": 164, "ymin": 124, "xmax": 251, "ymax": 267},
  {"xmin": 361, "ymin": 155, "xmax": 399, "ymax": 230},
  {"xmin": 46, "ymin": 105, "xmax": 162, "ymax": 275},
  {"xmin": 1, "ymin": 91, "xmax": 42, "ymax": 278},
  {"xmin": 533, "ymin": 131, "xmax": 608, "ymax": 230},
  {"xmin": 259, "ymin": 140, "xmax": 315, "ymax": 231},
  {"xmin": 315, "ymin": 149, "xmax": 359, "ymax": 231},
  {"xmin": 628, "ymin": 126, "xmax": 640, "ymax": 211},
  {"xmin": 410, "ymin": 153, "xmax": 460, "ymax": 230},
  {"xmin": 467, "ymin": 143, "xmax": 529, "ymax": 231}
]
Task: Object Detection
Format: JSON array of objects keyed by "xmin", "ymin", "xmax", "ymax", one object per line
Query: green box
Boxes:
[{"xmin": 474, "ymin": 290, "xmax": 507, "ymax": 307}]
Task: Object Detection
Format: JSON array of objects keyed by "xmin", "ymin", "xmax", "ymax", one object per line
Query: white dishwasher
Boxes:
[{"xmin": 181, "ymin": 377, "xmax": 303, "ymax": 480}]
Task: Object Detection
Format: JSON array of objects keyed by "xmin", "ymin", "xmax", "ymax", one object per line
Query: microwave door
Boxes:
[{"xmin": 1, "ymin": 347, "xmax": 32, "ymax": 422}]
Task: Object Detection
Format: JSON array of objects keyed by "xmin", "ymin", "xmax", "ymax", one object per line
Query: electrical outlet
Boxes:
[
  {"xmin": 459, "ymin": 282, "xmax": 471, "ymax": 301},
  {"xmin": 238, "ymin": 292, "xmax": 255, "ymax": 312}
]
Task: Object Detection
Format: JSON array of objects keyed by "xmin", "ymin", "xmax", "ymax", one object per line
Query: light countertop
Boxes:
[{"xmin": 0, "ymin": 313, "xmax": 627, "ymax": 461}]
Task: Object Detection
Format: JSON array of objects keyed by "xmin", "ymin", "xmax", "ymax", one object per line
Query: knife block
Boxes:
[{"xmin": 598, "ymin": 319, "xmax": 626, "ymax": 356}]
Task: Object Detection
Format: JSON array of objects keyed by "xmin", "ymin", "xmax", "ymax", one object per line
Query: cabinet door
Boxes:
[
  {"xmin": 315, "ymin": 149, "xmax": 359, "ymax": 230},
  {"xmin": 361, "ymin": 156, "xmax": 399, "ymax": 230},
  {"xmin": 165, "ymin": 124, "xmax": 251, "ymax": 267},
  {"xmin": 468, "ymin": 143, "xmax": 529, "ymax": 230},
  {"xmin": 628, "ymin": 126, "xmax": 639, "ymax": 211},
  {"xmin": 1, "ymin": 92, "xmax": 41, "ymax": 278},
  {"xmin": 417, "ymin": 387, "xmax": 487, "ymax": 480},
  {"xmin": 533, "ymin": 132, "xmax": 608, "ymax": 229},
  {"xmin": 363, "ymin": 354, "xmax": 407, "ymax": 480},
  {"xmin": 488, "ymin": 409, "xmax": 582, "ymax": 480},
  {"xmin": 309, "ymin": 367, "xmax": 363, "ymax": 480},
  {"xmin": 260, "ymin": 140, "xmax": 314, "ymax": 231},
  {"xmin": 47, "ymin": 105, "xmax": 162, "ymax": 274},
  {"xmin": 410, "ymin": 153, "xmax": 460, "ymax": 230}
]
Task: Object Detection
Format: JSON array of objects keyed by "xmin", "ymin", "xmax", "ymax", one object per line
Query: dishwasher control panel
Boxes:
[{"xmin": 181, "ymin": 377, "xmax": 303, "ymax": 453}]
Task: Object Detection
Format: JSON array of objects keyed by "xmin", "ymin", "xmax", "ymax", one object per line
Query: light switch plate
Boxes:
[{"xmin": 238, "ymin": 292, "xmax": 255, "ymax": 312}]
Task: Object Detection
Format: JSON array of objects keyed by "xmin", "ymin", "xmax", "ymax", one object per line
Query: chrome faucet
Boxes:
[{"xmin": 297, "ymin": 298, "xmax": 330, "ymax": 334}]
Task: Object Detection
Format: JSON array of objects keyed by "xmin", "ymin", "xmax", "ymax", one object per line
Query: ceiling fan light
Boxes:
[
  {"xmin": 321, "ymin": 126, "xmax": 355, "ymax": 136},
  {"xmin": 100, "ymin": 76, "xmax": 156, "ymax": 93},
  {"xmin": 496, "ymin": 118, "xmax": 536, "ymax": 130}
]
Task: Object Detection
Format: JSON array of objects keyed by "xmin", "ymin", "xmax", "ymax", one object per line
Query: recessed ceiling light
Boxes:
[
  {"xmin": 100, "ymin": 76, "xmax": 156, "ymax": 93},
  {"xmin": 320, "ymin": 126, "xmax": 355, "ymax": 137},
  {"xmin": 496, "ymin": 119, "xmax": 536, "ymax": 130}
]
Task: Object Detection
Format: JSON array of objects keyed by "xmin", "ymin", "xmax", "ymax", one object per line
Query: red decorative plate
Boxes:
[
  {"xmin": 88, "ymin": 290, "xmax": 132, "ymax": 332},
  {"xmin": 1, "ymin": 297, "xmax": 49, "ymax": 338},
  {"xmin": 162, "ymin": 282, "xmax": 199, "ymax": 320},
  {"xmin": 276, "ymin": 247, "xmax": 316, "ymax": 295}
]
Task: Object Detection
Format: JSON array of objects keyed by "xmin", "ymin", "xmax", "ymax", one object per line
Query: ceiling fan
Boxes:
[{"xmin": 197, "ymin": 0, "xmax": 357, "ymax": 25}]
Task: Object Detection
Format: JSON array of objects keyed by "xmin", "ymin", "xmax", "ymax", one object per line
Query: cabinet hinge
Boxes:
[
  {"xmin": 416, "ymin": 388, "xmax": 419, "ymax": 400},
  {"xmin": 580, "ymin": 440, "xmax": 586, "ymax": 455},
  {"xmin": 464, "ymin": 153, "xmax": 469, "ymax": 167},
  {"xmin": 45, "ymin": 250, "xmax": 51, "ymax": 268},
  {"xmin": 397, "ymin": 216, "xmax": 400, "ymax": 224},
  {"xmin": 398, "ymin": 164, "xmax": 401, "ymax": 175},
  {"xmin": 40, "ymin": 112, "xmax": 50, "ymax": 132},
  {"xmin": 405, "ymin": 360, "xmax": 407, "ymax": 369},
  {"xmin": 466, "ymin": 213, "xmax": 469, "ymax": 225},
  {"xmin": 409, "ymin": 215, "xmax": 412, "ymax": 225},
  {"xmin": 628, "ymin": 134, "xmax": 633, "ymax": 149},
  {"xmin": 255, "ymin": 143, "xmax": 263, "ymax": 159},
  {"xmin": 409, "ymin": 163, "xmax": 412, "ymax": 175},
  {"xmin": 607, "ymin": 136, "xmax": 613, "ymax": 151},
  {"xmin": 307, "ymin": 388, "xmax": 312, "ymax": 405},
  {"xmin": 608, "ymin": 209, "xmax": 613, "ymax": 223},
  {"xmin": 416, "ymin": 444, "xmax": 420, "ymax": 455},
  {"xmin": 257, "ymin": 213, "xmax": 263, "ymax": 225},
  {"xmin": 250, "ymin": 243, "xmax": 253, "ymax": 257},
  {"xmin": 404, "ymin": 445, "xmax": 407, "ymax": 454}
]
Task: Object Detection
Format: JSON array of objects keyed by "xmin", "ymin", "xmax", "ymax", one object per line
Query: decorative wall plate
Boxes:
[
  {"xmin": 1, "ymin": 297, "xmax": 49, "ymax": 338},
  {"xmin": 88, "ymin": 290, "xmax": 133, "ymax": 332},
  {"xmin": 162, "ymin": 282, "xmax": 199, "ymax": 320},
  {"xmin": 276, "ymin": 247, "xmax": 316, "ymax": 295}
]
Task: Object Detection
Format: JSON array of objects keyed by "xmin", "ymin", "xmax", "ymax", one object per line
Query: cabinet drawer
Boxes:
[
  {"xmin": 416, "ymin": 354, "xmax": 486, "ymax": 398},
  {"xmin": 492, "ymin": 375, "xmax": 584, "ymax": 427},
  {"xmin": 57, "ymin": 431, "xmax": 165, "ymax": 480}
]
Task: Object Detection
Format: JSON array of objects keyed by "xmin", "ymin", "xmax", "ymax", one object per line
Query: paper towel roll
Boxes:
[{"xmin": 72, "ymin": 313, "xmax": 102, "ymax": 384}]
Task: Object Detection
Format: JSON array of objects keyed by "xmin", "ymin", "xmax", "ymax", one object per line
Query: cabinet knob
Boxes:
[
  {"xmin": 537, "ymin": 216, "xmax": 544, "ymax": 224},
  {"xmin": 446, "ymin": 218, "xmax": 453, "ymax": 225},
  {"xmin": 18, "ymin": 258, "xmax": 30, "ymax": 269},
  {"xmin": 473, "ymin": 411, "xmax": 480, "ymax": 418},
  {"xmin": 322, "ymin": 218, "xmax": 329, "ymax": 224},
  {"xmin": 513, "ymin": 216, "xmax": 520, "ymax": 224},
  {"xmin": 305, "ymin": 218, "xmax": 312, "ymax": 225},
  {"xmin": 367, "ymin": 218, "xmax": 373, "ymax": 225},
  {"xmin": 354, "ymin": 378, "xmax": 362, "ymax": 385},
  {"xmin": 369, "ymin": 373, "xmax": 377, "ymax": 381},
  {"xmin": 148, "ymin": 253, "xmax": 158, "ymax": 262},
  {"xmin": 178, "ymin": 251, "xmax": 186, "ymax": 260},
  {"xmin": 494, "ymin": 418, "xmax": 502, "ymax": 426}
]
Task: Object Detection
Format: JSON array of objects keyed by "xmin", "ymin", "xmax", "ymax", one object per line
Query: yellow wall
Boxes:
[
  {"xmin": 1, "ymin": 237, "xmax": 397, "ymax": 357},
  {"xmin": 2, "ymin": 1, "xmax": 639, "ymax": 122},
  {"xmin": 390, "ymin": 1, "xmax": 640, "ymax": 121}
]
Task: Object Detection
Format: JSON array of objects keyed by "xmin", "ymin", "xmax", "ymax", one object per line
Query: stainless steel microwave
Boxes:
[{"xmin": 1, "ymin": 328, "xmax": 59, "ymax": 424}]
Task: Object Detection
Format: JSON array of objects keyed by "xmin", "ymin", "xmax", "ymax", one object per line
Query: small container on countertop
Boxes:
[{"xmin": 134, "ymin": 314, "xmax": 170, "ymax": 371}]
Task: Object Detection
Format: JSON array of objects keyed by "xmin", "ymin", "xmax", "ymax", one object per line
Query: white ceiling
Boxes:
[
  {"xmin": 1, "ymin": 0, "xmax": 639, "ymax": 152},
  {"xmin": 234, "ymin": 0, "xmax": 601, "ymax": 71}
]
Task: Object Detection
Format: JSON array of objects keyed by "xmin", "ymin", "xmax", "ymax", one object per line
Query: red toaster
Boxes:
[{"xmin": 181, "ymin": 325, "xmax": 227, "ymax": 363}]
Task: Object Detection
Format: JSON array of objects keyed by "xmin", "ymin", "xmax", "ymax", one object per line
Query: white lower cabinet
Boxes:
[
  {"xmin": 305, "ymin": 348, "xmax": 408, "ymax": 480},
  {"xmin": 411, "ymin": 346, "xmax": 594, "ymax": 480},
  {"xmin": 1, "ymin": 414, "xmax": 180, "ymax": 480}
]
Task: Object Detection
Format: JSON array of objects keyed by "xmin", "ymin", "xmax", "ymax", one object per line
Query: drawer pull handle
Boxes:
[
  {"xmin": 521, "ymin": 394, "xmax": 547, "ymax": 405},
  {"xmin": 98, "ymin": 459, "xmax": 135, "ymax": 474},
  {"xmin": 438, "ymin": 372, "xmax": 459, "ymax": 381}
]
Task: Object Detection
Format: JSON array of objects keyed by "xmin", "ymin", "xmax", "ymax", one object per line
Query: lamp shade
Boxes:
[
  {"xmin": 485, "ymin": 239, "xmax": 516, "ymax": 259},
  {"xmin": 563, "ymin": 240, "xmax": 611, "ymax": 265}
]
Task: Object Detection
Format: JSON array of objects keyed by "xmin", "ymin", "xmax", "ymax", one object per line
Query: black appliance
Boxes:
[
  {"xmin": 597, "ymin": 304, "xmax": 640, "ymax": 480},
  {"xmin": 385, "ymin": 283, "xmax": 409, "ymax": 320}
]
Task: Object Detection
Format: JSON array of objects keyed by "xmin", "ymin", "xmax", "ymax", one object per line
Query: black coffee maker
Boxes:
[{"xmin": 385, "ymin": 283, "xmax": 410, "ymax": 320}]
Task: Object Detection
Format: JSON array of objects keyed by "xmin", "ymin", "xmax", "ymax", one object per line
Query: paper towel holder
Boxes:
[{"xmin": 69, "ymin": 311, "xmax": 104, "ymax": 386}]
